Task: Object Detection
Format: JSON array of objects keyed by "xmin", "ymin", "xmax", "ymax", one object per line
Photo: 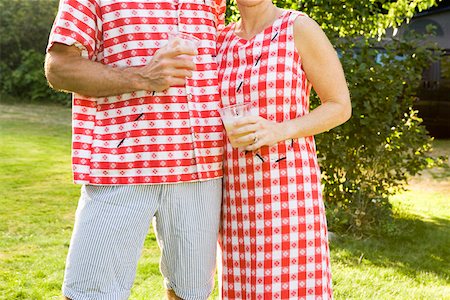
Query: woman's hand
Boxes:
[{"xmin": 228, "ymin": 116, "xmax": 287, "ymax": 151}]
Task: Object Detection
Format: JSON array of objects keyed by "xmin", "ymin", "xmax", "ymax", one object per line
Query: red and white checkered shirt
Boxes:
[
  {"xmin": 47, "ymin": 0, "xmax": 226, "ymax": 185},
  {"xmin": 217, "ymin": 11, "xmax": 332, "ymax": 299}
]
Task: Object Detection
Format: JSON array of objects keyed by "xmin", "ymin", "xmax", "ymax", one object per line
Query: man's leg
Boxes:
[
  {"xmin": 62, "ymin": 185, "xmax": 160, "ymax": 300},
  {"xmin": 167, "ymin": 289, "xmax": 183, "ymax": 300},
  {"xmin": 154, "ymin": 179, "xmax": 222, "ymax": 300}
]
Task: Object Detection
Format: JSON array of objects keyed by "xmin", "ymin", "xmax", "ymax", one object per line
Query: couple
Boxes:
[{"xmin": 45, "ymin": 0, "xmax": 350, "ymax": 299}]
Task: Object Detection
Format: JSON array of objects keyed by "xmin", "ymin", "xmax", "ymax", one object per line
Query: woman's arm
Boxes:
[
  {"xmin": 287, "ymin": 15, "xmax": 351, "ymax": 136},
  {"xmin": 230, "ymin": 15, "xmax": 351, "ymax": 151}
]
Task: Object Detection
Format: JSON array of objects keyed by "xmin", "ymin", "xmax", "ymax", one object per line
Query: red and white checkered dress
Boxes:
[
  {"xmin": 47, "ymin": 0, "xmax": 225, "ymax": 185},
  {"xmin": 217, "ymin": 10, "xmax": 332, "ymax": 299}
]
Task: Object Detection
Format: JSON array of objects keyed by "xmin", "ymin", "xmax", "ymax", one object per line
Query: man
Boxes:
[{"xmin": 45, "ymin": 1, "xmax": 225, "ymax": 299}]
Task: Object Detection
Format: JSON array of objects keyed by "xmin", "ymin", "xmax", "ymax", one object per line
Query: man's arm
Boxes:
[{"xmin": 45, "ymin": 42, "xmax": 197, "ymax": 98}]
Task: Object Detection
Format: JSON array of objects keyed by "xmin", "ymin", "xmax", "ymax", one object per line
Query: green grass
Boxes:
[
  {"xmin": 331, "ymin": 195, "xmax": 449, "ymax": 299},
  {"xmin": 1, "ymin": 103, "xmax": 449, "ymax": 299}
]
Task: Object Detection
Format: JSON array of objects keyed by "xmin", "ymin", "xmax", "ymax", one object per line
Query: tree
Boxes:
[
  {"xmin": 227, "ymin": 0, "xmax": 438, "ymax": 38},
  {"xmin": 0, "ymin": 0, "xmax": 69, "ymax": 104}
]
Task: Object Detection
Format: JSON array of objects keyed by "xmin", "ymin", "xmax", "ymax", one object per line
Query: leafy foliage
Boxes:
[
  {"xmin": 227, "ymin": 0, "xmax": 439, "ymax": 38},
  {"xmin": 2, "ymin": 50, "xmax": 70, "ymax": 104},
  {"xmin": 0, "ymin": 0, "xmax": 70, "ymax": 105},
  {"xmin": 316, "ymin": 35, "xmax": 442, "ymax": 234}
]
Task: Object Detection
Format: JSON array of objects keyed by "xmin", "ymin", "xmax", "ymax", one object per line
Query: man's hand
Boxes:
[{"xmin": 135, "ymin": 42, "xmax": 197, "ymax": 92}]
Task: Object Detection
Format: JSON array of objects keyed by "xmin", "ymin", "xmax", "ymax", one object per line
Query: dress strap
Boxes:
[{"xmin": 286, "ymin": 10, "xmax": 308, "ymax": 25}]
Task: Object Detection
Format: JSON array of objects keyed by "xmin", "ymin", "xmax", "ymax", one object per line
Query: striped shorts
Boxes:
[{"xmin": 63, "ymin": 179, "xmax": 222, "ymax": 300}]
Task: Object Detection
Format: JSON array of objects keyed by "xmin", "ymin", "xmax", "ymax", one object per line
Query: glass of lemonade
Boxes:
[
  {"xmin": 218, "ymin": 102, "xmax": 253, "ymax": 148},
  {"xmin": 167, "ymin": 32, "xmax": 201, "ymax": 59}
]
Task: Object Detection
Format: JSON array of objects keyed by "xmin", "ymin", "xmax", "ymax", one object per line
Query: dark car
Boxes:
[
  {"xmin": 406, "ymin": 3, "xmax": 450, "ymax": 138},
  {"xmin": 415, "ymin": 53, "xmax": 450, "ymax": 138}
]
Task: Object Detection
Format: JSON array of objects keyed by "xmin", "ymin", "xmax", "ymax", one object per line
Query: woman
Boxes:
[{"xmin": 216, "ymin": 1, "xmax": 351, "ymax": 299}]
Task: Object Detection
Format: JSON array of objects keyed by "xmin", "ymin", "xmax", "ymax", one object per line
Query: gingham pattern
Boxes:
[
  {"xmin": 47, "ymin": 0, "xmax": 226, "ymax": 185},
  {"xmin": 217, "ymin": 11, "xmax": 332, "ymax": 299}
]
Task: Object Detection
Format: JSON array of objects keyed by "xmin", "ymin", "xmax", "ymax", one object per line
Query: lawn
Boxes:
[{"xmin": 0, "ymin": 103, "xmax": 449, "ymax": 300}]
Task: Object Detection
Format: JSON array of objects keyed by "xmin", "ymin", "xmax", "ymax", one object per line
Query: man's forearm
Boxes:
[{"xmin": 45, "ymin": 46, "xmax": 145, "ymax": 98}]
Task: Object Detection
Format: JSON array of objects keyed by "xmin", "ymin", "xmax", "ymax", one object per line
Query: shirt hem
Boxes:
[{"xmin": 74, "ymin": 175, "xmax": 224, "ymax": 186}]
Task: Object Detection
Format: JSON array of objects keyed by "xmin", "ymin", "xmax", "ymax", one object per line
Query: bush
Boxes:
[
  {"xmin": 2, "ymin": 50, "xmax": 71, "ymax": 105},
  {"xmin": 0, "ymin": 0, "xmax": 69, "ymax": 105},
  {"xmin": 314, "ymin": 34, "xmax": 443, "ymax": 235}
]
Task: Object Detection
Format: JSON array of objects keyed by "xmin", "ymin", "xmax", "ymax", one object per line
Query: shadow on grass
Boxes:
[
  {"xmin": 331, "ymin": 215, "xmax": 450, "ymax": 282},
  {"xmin": 429, "ymin": 166, "xmax": 450, "ymax": 180}
]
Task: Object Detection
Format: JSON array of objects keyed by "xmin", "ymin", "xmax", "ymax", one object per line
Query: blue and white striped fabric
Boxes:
[{"xmin": 63, "ymin": 179, "xmax": 222, "ymax": 300}]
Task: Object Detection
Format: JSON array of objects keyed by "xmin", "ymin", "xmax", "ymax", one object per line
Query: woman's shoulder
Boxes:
[
  {"xmin": 276, "ymin": 9, "xmax": 320, "ymax": 40},
  {"xmin": 279, "ymin": 9, "xmax": 312, "ymax": 23},
  {"xmin": 287, "ymin": 10, "xmax": 321, "ymax": 35}
]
